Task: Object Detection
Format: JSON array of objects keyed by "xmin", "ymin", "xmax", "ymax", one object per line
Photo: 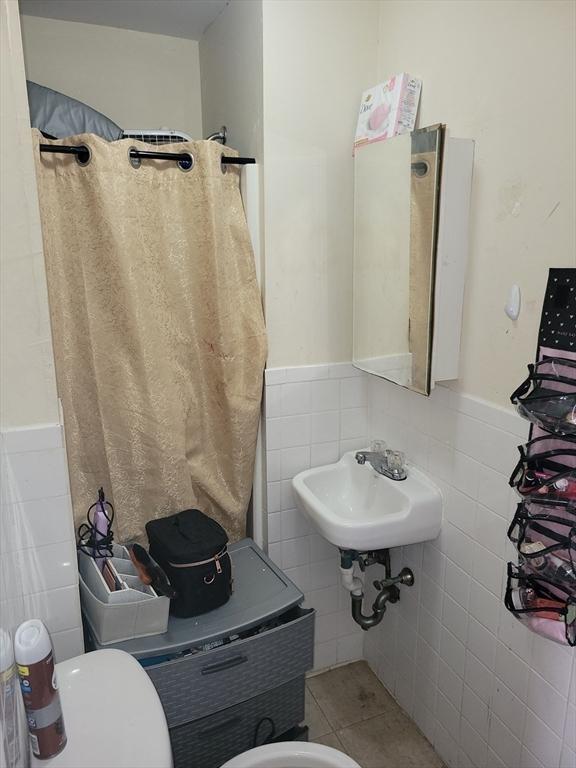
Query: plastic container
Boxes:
[{"xmin": 78, "ymin": 544, "xmax": 169, "ymax": 645}]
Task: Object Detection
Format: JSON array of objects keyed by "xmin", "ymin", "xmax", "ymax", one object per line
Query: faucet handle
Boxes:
[
  {"xmin": 385, "ymin": 449, "xmax": 406, "ymax": 475},
  {"xmin": 370, "ymin": 439, "xmax": 388, "ymax": 454}
]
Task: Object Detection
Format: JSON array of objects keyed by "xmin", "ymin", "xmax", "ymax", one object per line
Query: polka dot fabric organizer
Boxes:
[{"xmin": 507, "ymin": 268, "xmax": 576, "ymax": 646}]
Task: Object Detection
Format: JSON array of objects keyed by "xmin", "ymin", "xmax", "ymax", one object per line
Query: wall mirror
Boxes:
[{"xmin": 353, "ymin": 125, "xmax": 444, "ymax": 395}]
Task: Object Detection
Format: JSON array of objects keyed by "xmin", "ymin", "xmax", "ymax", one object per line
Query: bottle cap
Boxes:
[
  {"xmin": 520, "ymin": 541, "xmax": 545, "ymax": 556},
  {"xmin": 14, "ymin": 620, "xmax": 52, "ymax": 666}
]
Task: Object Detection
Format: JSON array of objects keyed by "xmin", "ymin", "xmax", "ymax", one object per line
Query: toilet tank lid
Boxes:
[{"xmin": 31, "ymin": 649, "xmax": 172, "ymax": 768}]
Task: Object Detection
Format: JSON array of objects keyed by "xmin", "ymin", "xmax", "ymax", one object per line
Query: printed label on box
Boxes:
[{"xmin": 354, "ymin": 73, "xmax": 422, "ymax": 151}]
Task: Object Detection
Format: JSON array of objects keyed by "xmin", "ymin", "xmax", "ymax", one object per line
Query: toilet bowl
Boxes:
[
  {"xmin": 221, "ymin": 741, "xmax": 360, "ymax": 768},
  {"xmin": 30, "ymin": 649, "xmax": 172, "ymax": 768}
]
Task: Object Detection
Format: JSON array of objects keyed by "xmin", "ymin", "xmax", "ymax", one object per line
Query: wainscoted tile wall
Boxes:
[
  {"xmin": 0, "ymin": 424, "xmax": 83, "ymax": 661},
  {"xmin": 363, "ymin": 375, "xmax": 576, "ymax": 768},
  {"xmin": 264, "ymin": 363, "xmax": 371, "ymax": 670}
]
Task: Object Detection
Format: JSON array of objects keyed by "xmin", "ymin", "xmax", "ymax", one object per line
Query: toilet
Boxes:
[
  {"xmin": 221, "ymin": 742, "xmax": 361, "ymax": 768},
  {"xmin": 34, "ymin": 648, "xmax": 358, "ymax": 768},
  {"xmin": 30, "ymin": 649, "xmax": 172, "ymax": 768}
]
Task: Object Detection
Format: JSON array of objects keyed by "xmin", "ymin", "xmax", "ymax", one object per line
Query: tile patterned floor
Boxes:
[{"xmin": 307, "ymin": 661, "xmax": 443, "ymax": 768}]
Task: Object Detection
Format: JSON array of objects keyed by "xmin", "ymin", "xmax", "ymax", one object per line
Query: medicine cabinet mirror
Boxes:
[{"xmin": 353, "ymin": 123, "xmax": 455, "ymax": 395}]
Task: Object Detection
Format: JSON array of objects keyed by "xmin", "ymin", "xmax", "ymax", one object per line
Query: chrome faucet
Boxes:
[{"xmin": 355, "ymin": 448, "xmax": 407, "ymax": 481}]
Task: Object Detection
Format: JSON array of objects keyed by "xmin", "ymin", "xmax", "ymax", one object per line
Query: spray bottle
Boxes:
[
  {"xmin": 14, "ymin": 620, "xmax": 66, "ymax": 760},
  {"xmin": 0, "ymin": 629, "xmax": 29, "ymax": 768}
]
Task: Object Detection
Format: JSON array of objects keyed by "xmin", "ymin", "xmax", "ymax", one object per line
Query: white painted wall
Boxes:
[
  {"xmin": 0, "ymin": 0, "xmax": 82, "ymax": 662},
  {"xmin": 1, "ymin": 2, "xmax": 58, "ymax": 429},
  {"xmin": 20, "ymin": 15, "xmax": 203, "ymax": 137},
  {"xmin": 259, "ymin": 0, "xmax": 575, "ymax": 407},
  {"xmin": 200, "ymin": 0, "xmax": 380, "ymax": 370},
  {"xmin": 262, "ymin": 0, "xmax": 379, "ymax": 368},
  {"xmin": 377, "ymin": 0, "xmax": 576, "ymax": 407},
  {"xmin": 199, "ymin": 0, "xmax": 263, "ymax": 159}
]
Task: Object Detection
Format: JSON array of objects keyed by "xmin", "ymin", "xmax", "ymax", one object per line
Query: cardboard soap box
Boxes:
[{"xmin": 354, "ymin": 73, "xmax": 422, "ymax": 152}]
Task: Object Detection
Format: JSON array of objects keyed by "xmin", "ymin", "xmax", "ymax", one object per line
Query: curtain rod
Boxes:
[{"xmin": 39, "ymin": 144, "xmax": 256, "ymax": 167}]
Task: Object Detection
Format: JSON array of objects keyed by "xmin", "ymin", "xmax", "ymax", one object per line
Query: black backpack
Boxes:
[{"xmin": 146, "ymin": 509, "xmax": 232, "ymax": 618}]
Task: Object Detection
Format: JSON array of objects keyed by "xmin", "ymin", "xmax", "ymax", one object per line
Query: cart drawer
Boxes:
[
  {"xmin": 169, "ymin": 676, "xmax": 305, "ymax": 768},
  {"xmin": 146, "ymin": 608, "xmax": 314, "ymax": 728}
]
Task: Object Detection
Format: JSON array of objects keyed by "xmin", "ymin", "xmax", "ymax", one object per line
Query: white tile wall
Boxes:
[
  {"xmin": 1, "ymin": 424, "xmax": 83, "ymax": 662},
  {"xmin": 264, "ymin": 364, "xmax": 369, "ymax": 670},
  {"xmin": 362, "ymin": 374, "xmax": 576, "ymax": 768},
  {"xmin": 262, "ymin": 362, "xmax": 575, "ymax": 766}
]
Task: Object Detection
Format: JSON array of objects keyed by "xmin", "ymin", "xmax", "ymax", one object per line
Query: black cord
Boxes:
[
  {"xmin": 252, "ymin": 717, "xmax": 276, "ymax": 748},
  {"xmin": 77, "ymin": 487, "xmax": 115, "ymax": 560}
]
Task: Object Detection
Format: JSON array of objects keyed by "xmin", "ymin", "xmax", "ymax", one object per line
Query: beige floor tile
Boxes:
[
  {"xmin": 336, "ymin": 713, "xmax": 443, "ymax": 768},
  {"xmin": 305, "ymin": 687, "xmax": 332, "ymax": 739},
  {"xmin": 307, "ymin": 661, "xmax": 397, "ymax": 730},
  {"xmin": 313, "ymin": 732, "xmax": 347, "ymax": 751}
]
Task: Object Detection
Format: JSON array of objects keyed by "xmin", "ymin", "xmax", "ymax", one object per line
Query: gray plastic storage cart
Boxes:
[{"xmin": 84, "ymin": 539, "xmax": 315, "ymax": 768}]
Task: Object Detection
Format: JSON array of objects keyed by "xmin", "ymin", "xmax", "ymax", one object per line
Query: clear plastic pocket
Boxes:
[
  {"xmin": 509, "ymin": 499, "xmax": 574, "ymax": 559},
  {"xmin": 511, "ymin": 357, "xmax": 576, "ymax": 436},
  {"xmin": 509, "ymin": 434, "xmax": 576, "ymax": 500},
  {"xmin": 504, "ymin": 561, "xmax": 576, "ymax": 646}
]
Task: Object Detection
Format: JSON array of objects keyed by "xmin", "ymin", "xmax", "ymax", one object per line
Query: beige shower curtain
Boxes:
[{"xmin": 33, "ymin": 130, "xmax": 267, "ymax": 544}]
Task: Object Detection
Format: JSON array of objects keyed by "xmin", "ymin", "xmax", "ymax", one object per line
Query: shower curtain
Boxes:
[{"xmin": 33, "ymin": 130, "xmax": 267, "ymax": 544}]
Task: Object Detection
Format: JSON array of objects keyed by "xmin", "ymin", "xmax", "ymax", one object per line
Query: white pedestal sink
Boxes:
[{"xmin": 292, "ymin": 451, "xmax": 442, "ymax": 552}]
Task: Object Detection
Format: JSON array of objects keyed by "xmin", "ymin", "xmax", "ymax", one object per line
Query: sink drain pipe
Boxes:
[
  {"xmin": 340, "ymin": 551, "xmax": 414, "ymax": 631},
  {"xmin": 351, "ymin": 590, "xmax": 387, "ymax": 629},
  {"xmin": 340, "ymin": 565, "xmax": 387, "ymax": 630},
  {"xmin": 340, "ymin": 565, "xmax": 363, "ymax": 596}
]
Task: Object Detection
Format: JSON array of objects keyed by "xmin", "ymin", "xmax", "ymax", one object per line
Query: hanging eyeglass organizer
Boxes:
[{"xmin": 505, "ymin": 267, "xmax": 576, "ymax": 646}]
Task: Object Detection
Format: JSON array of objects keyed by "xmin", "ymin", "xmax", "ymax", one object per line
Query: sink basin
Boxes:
[{"xmin": 292, "ymin": 451, "xmax": 442, "ymax": 551}]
